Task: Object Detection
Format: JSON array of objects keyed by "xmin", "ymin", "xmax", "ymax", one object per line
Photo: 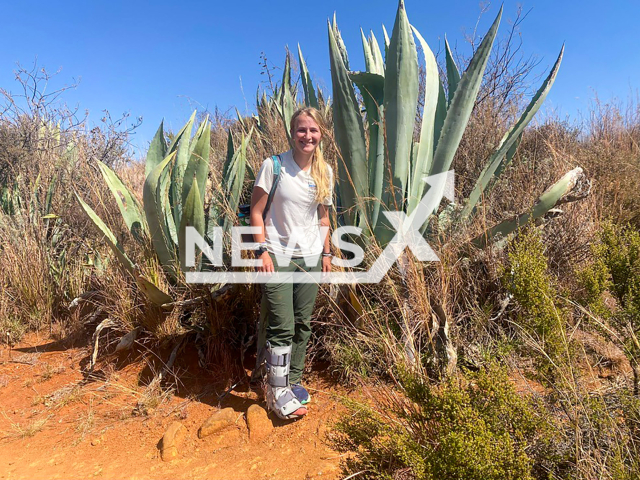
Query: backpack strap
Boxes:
[{"xmin": 262, "ymin": 155, "xmax": 282, "ymax": 220}]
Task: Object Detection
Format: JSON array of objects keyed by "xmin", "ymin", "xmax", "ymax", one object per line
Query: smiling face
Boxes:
[{"xmin": 292, "ymin": 113, "xmax": 322, "ymax": 159}]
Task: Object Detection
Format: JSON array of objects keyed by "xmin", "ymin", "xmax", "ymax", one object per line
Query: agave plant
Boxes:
[
  {"xmin": 76, "ymin": 113, "xmax": 252, "ymax": 306},
  {"xmin": 327, "ymin": 0, "xmax": 576, "ymax": 247}
]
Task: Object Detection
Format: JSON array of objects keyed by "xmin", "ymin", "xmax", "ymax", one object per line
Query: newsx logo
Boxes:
[{"xmin": 185, "ymin": 171, "xmax": 455, "ymax": 284}]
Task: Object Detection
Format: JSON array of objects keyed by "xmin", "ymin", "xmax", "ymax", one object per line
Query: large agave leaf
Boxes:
[
  {"xmin": 382, "ymin": 24, "xmax": 390, "ymax": 58},
  {"xmin": 408, "ymin": 25, "xmax": 440, "ymax": 214},
  {"xmin": 144, "ymin": 152, "xmax": 178, "ymax": 277},
  {"xmin": 277, "ymin": 53, "xmax": 296, "ymax": 139},
  {"xmin": 136, "ymin": 275, "xmax": 173, "ymax": 306},
  {"xmin": 369, "ymin": 31, "xmax": 385, "ymax": 76},
  {"xmin": 376, "ymin": 0, "xmax": 419, "ymax": 244},
  {"xmin": 328, "ymin": 21, "xmax": 368, "ymax": 228},
  {"xmin": 298, "ymin": 44, "xmax": 319, "ymax": 109},
  {"xmin": 169, "ymin": 112, "xmax": 196, "ymax": 230},
  {"xmin": 361, "ymin": 29, "xmax": 375, "ymax": 73},
  {"xmin": 222, "ymin": 128, "xmax": 252, "ymax": 236},
  {"xmin": 97, "ymin": 161, "xmax": 147, "ymax": 241},
  {"xmin": 427, "ymin": 7, "xmax": 502, "ymax": 217},
  {"xmin": 461, "ymin": 46, "xmax": 565, "ymax": 220},
  {"xmin": 145, "ymin": 121, "xmax": 167, "ymax": 180},
  {"xmin": 182, "ymin": 119, "xmax": 211, "ymax": 210},
  {"xmin": 433, "ymin": 80, "xmax": 447, "ymax": 155},
  {"xmin": 350, "ymin": 72, "xmax": 385, "ymax": 232},
  {"xmin": 332, "ymin": 13, "xmax": 351, "ymax": 70},
  {"xmin": 444, "ymin": 37, "xmax": 460, "ymax": 106},
  {"xmin": 179, "ymin": 180, "xmax": 205, "ymax": 271},
  {"xmin": 473, "ymin": 167, "xmax": 584, "ymax": 247},
  {"xmin": 75, "ymin": 192, "xmax": 135, "ymax": 273}
]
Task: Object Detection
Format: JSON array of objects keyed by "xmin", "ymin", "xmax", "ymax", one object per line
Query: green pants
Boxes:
[{"xmin": 259, "ymin": 254, "xmax": 321, "ymax": 384}]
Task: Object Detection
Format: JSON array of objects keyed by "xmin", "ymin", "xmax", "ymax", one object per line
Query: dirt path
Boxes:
[{"xmin": 0, "ymin": 333, "xmax": 344, "ymax": 480}]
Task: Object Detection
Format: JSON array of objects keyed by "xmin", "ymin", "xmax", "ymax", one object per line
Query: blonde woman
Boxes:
[{"xmin": 250, "ymin": 107, "xmax": 333, "ymax": 420}]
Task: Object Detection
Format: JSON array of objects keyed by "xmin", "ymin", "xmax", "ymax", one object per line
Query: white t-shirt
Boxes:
[{"xmin": 255, "ymin": 150, "xmax": 333, "ymax": 258}]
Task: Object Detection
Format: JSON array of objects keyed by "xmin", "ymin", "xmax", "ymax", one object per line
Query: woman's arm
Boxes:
[
  {"xmin": 318, "ymin": 204, "xmax": 331, "ymax": 273},
  {"xmin": 250, "ymin": 186, "xmax": 274, "ymax": 273}
]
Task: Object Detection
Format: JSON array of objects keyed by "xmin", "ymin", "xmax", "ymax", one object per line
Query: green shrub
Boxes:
[
  {"xmin": 332, "ymin": 364, "xmax": 556, "ymax": 480},
  {"xmin": 501, "ymin": 227, "xmax": 565, "ymax": 368}
]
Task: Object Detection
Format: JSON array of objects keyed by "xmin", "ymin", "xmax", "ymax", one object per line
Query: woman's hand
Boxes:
[
  {"xmin": 322, "ymin": 255, "xmax": 332, "ymax": 273},
  {"xmin": 257, "ymin": 251, "xmax": 275, "ymax": 273}
]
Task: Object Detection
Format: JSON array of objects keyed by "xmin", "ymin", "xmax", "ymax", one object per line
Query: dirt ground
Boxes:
[{"xmin": 0, "ymin": 332, "xmax": 345, "ymax": 480}]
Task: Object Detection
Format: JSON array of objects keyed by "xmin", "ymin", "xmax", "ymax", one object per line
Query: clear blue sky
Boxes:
[{"xmin": 1, "ymin": 0, "xmax": 638, "ymax": 157}]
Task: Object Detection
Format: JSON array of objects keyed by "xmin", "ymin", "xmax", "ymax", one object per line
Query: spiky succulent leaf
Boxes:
[
  {"xmin": 376, "ymin": 0, "xmax": 419, "ymax": 244},
  {"xmin": 136, "ymin": 276, "xmax": 173, "ymax": 306},
  {"xmin": 382, "ymin": 24, "xmax": 390, "ymax": 58},
  {"xmin": 473, "ymin": 167, "xmax": 584, "ymax": 247},
  {"xmin": 97, "ymin": 161, "xmax": 147, "ymax": 241},
  {"xmin": 328, "ymin": 21, "xmax": 368, "ymax": 228},
  {"xmin": 179, "ymin": 180, "xmax": 205, "ymax": 271},
  {"xmin": 444, "ymin": 37, "xmax": 460, "ymax": 106},
  {"xmin": 433, "ymin": 79, "xmax": 447, "ymax": 154},
  {"xmin": 278, "ymin": 53, "xmax": 296, "ymax": 140},
  {"xmin": 408, "ymin": 25, "xmax": 440, "ymax": 214},
  {"xmin": 75, "ymin": 192, "xmax": 135, "ymax": 273},
  {"xmin": 461, "ymin": 45, "xmax": 564, "ymax": 220},
  {"xmin": 332, "ymin": 13, "xmax": 350, "ymax": 70},
  {"xmin": 182, "ymin": 119, "xmax": 211, "ymax": 210},
  {"xmin": 350, "ymin": 71, "xmax": 385, "ymax": 231},
  {"xmin": 369, "ymin": 31, "xmax": 385, "ymax": 76},
  {"xmin": 361, "ymin": 29, "xmax": 375, "ymax": 73},
  {"xmin": 143, "ymin": 152, "xmax": 178, "ymax": 277},
  {"xmin": 222, "ymin": 128, "xmax": 252, "ymax": 236},
  {"xmin": 298, "ymin": 44, "xmax": 319, "ymax": 109},
  {"xmin": 145, "ymin": 121, "xmax": 167, "ymax": 180},
  {"xmin": 164, "ymin": 112, "xmax": 196, "ymax": 238}
]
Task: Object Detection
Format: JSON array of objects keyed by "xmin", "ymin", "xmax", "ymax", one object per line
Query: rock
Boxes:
[
  {"xmin": 246, "ymin": 404, "xmax": 273, "ymax": 442},
  {"xmin": 160, "ymin": 421, "xmax": 187, "ymax": 461},
  {"xmin": 198, "ymin": 407, "xmax": 236, "ymax": 439}
]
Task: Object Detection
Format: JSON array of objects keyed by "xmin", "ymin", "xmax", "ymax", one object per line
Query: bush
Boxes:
[
  {"xmin": 501, "ymin": 226, "xmax": 566, "ymax": 370},
  {"xmin": 331, "ymin": 364, "xmax": 556, "ymax": 480}
]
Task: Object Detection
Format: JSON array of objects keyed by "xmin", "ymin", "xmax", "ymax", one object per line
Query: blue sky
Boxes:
[{"xmin": 1, "ymin": 1, "xmax": 638, "ymax": 156}]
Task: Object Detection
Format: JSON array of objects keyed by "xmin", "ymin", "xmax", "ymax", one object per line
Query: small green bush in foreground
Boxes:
[{"xmin": 332, "ymin": 364, "xmax": 556, "ymax": 480}]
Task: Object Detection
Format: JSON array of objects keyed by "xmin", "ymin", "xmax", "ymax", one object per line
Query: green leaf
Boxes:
[
  {"xmin": 179, "ymin": 180, "xmax": 205, "ymax": 272},
  {"xmin": 328, "ymin": 20, "xmax": 368, "ymax": 228},
  {"xmin": 277, "ymin": 51, "xmax": 296, "ymax": 140},
  {"xmin": 75, "ymin": 192, "xmax": 135, "ymax": 273},
  {"xmin": 97, "ymin": 161, "xmax": 147, "ymax": 241},
  {"xmin": 332, "ymin": 13, "xmax": 350, "ymax": 70},
  {"xmin": 408, "ymin": 25, "xmax": 440, "ymax": 214},
  {"xmin": 461, "ymin": 45, "xmax": 564, "ymax": 220},
  {"xmin": 349, "ymin": 71, "xmax": 385, "ymax": 232},
  {"xmin": 298, "ymin": 44, "xmax": 319, "ymax": 109},
  {"xmin": 361, "ymin": 29, "xmax": 375, "ymax": 73},
  {"xmin": 170, "ymin": 112, "xmax": 196, "ymax": 232},
  {"xmin": 369, "ymin": 31, "xmax": 385, "ymax": 76},
  {"xmin": 473, "ymin": 167, "xmax": 584, "ymax": 247},
  {"xmin": 376, "ymin": 0, "xmax": 419, "ymax": 244},
  {"xmin": 135, "ymin": 276, "xmax": 173, "ymax": 306},
  {"xmin": 382, "ymin": 24, "xmax": 390, "ymax": 59},
  {"xmin": 145, "ymin": 121, "xmax": 167, "ymax": 181},
  {"xmin": 143, "ymin": 152, "xmax": 178, "ymax": 277},
  {"xmin": 444, "ymin": 36, "xmax": 460, "ymax": 107},
  {"xmin": 182, "ymin": 118, "xmax": 211, "ymax": 210}
]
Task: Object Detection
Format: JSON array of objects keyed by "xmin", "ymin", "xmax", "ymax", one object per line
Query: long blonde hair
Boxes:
[{"xmin": 290, "ymin": 107, "xmax": 331, "ymax": 203}]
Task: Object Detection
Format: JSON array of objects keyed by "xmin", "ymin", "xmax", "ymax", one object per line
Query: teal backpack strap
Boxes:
[{"xmin": 262, "ymin": 155, "xmax": 282, "ymax": 220}]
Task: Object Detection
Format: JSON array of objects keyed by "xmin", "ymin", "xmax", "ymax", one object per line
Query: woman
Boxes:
[{"xmin": 249, "ymin": 107, "xmax": 333, "ymax": 420}]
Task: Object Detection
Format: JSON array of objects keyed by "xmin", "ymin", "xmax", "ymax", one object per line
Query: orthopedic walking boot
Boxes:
[{"xmin": 265, "ymin": 342, "xmax": 307, "ymax": 420}]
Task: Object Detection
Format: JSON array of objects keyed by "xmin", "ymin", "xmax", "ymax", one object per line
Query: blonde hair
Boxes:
[{"xmin": 290, "ymin": 107, "xmax": 331, "ymax": 204}]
